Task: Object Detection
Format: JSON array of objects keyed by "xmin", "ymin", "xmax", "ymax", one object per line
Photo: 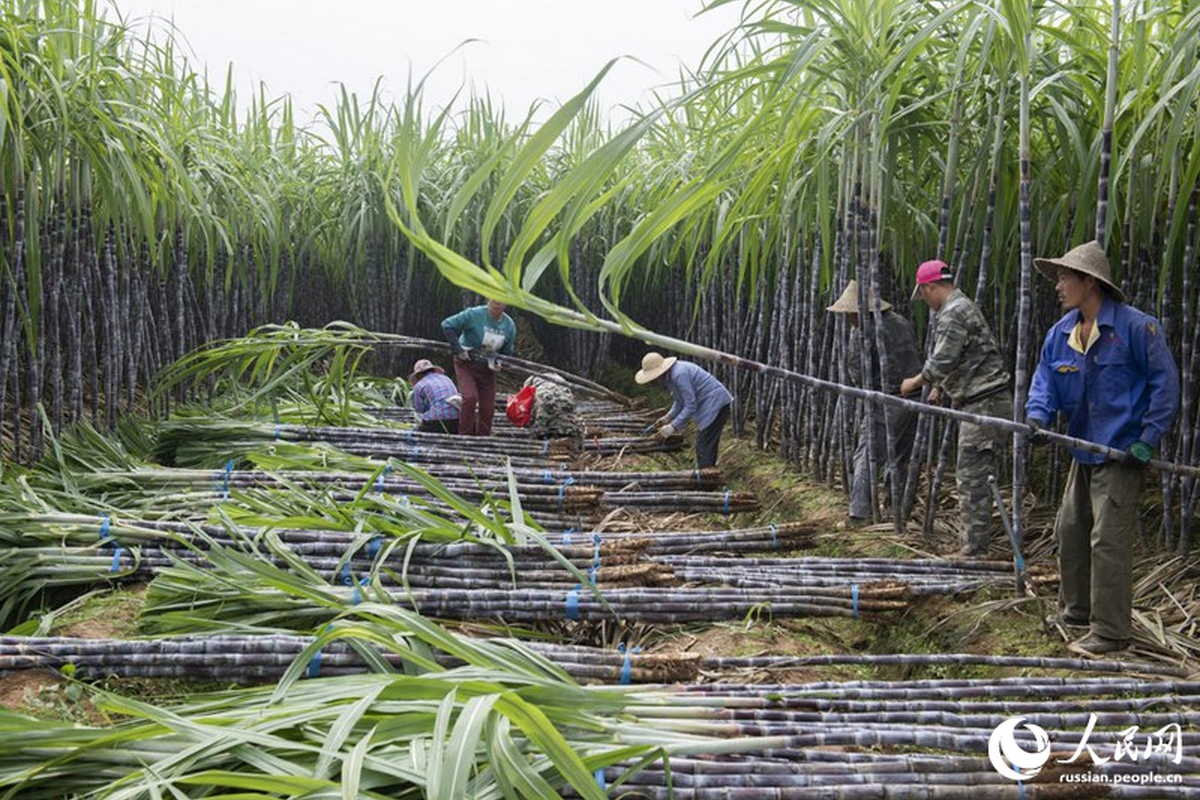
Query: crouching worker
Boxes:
[
  {"xmin": 526, "ymin": 373, "xmax": 583, "ymax": 443},
  {"xmin": 409, "ymin": 359, "xmax": 459, "ymax": 434},
  {"xmin": 636, "ymin": 352, "xmax": 733, "ymax": 469}
]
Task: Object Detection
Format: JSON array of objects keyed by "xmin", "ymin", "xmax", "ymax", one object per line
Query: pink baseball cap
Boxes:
[{"xmin": 911, "ymin": 259, "xmax": 954, "ymax": 301}]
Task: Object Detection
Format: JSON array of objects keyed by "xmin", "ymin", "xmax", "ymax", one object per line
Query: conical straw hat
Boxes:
[
  {"xmin": 635, "ymin": 352, "xmax": 678, "ymax": 384},
  {"xmin": 826, "ymin": 279, "xmax": 892, "ymax": 314},
  {"xmin": 1033, "ymin": 240, "xmax": 1126, "ymax": 302}
]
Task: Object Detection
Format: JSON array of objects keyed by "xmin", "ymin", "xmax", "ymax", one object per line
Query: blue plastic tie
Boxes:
[
  {"xmin": 695, "ymin": 469, "xmax": 702, "ymax": 486},
  {"xmin": 590, "ymin": 534, "xmax": 602, "ymax": 584},
  {"xmin": 376, "ymin": 464, "xmax": 392, "ymax": 493},
  {"xmin": 594, "ymin": 768, "xmax": 606, "ymax": 791},
  {"xmin": 1018, "ymin": 780, "xmax": 1025, "ymax": 800},
  {"xmin": 1014, "ymin": 553, "xmax": 1026, "ymax": 573},
  {"xmin": 366, "ymin": 536, "xmax": 383, "ymax": 559},
  {"xmin": 543, "ymin": 470, "xmax": 555, "ymax": 484},
  {"xmin": 340, "ymin": 563, "xmax": 353, "ymax": 586},
  {"xmin": 98, "ymin": 517, "xmax": 121, "ymax": 572},
  {"xmin": 542, "ymin": 438, "xmax": 551, "ymax": 456},
  {"xmin": 562, "ymin": 527, "xmax": 575, "ymax": 546},
  {"xmin": 642, "ymin": 424, "xmax": 654, "ymax": 435},
  {"xmin": 274, "ymin": 424, "xmax": 282, "ymax": 441},
  {"xmin": 557, "ymin": 477, "xmax": 576, "ymax": 512},
  {"xmin": 306, "ymin": 648, "xmax": 324, "ymax": 678},
  {"xmin": 850, "ymin": 583, "xmax": 859, "ymax": 619},
  {"xmin": 565, "ymin": 586, "xmax": 581, "ymax": 621},
  {"xmin": 221, "ymin": 459, "xmax": 234, "ymax": 500},
  {"xmin": 406, "ymin": 428, "xmax": 415, "ymax": 443},
  {"xmin": 769, "ymin": 523, "xmax": 779, "ymax": 551},
  {"xmin": 723, "ymin": 490, "xmax": 731, "ymax": 515},
  {"xmin": 618, "ymin": 642, "xmax": 642, "ymax": 685}
]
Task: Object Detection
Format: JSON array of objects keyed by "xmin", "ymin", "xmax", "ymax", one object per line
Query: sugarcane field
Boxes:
[{"xmin": 3, "ymin": 0, "xmax": 1200, "ymax": 796}]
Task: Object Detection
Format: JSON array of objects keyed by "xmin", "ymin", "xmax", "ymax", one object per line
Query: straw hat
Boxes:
[
  {"xmin": 635, "ymin": 352, "xmax": 677, "ymax": 384},
  {"xmin": 826, "ymin": 279, "xmax": 892, "ymax": 314},
  {"xmin": 408, "ymin": 358, "xmax": 444, "ymax": 383},
  {"xmin": 1033, "ymin": 240, "xmax": 1126, "ymax": 302}
]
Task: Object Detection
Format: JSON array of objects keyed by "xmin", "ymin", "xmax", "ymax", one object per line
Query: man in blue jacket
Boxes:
[
  {"xmin": 1025, "ymin": 240, "xmax": 1179, "ymax": 656},
  {"xmin": 636, "ymin": 352, "xmax": 733, "ymax": 468}
]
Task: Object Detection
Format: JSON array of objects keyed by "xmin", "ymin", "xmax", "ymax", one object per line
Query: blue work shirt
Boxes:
[
  {"xmin": 1025, "ymin": 298, "xmax": 1179, "ymax": 464},
  {"xmin": 666, "ymin": 361, "xmax": 734, "ymax": 431}
]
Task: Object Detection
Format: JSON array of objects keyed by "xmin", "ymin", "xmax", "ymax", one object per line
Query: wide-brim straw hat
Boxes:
[
  {"xmin": 408, "ymin": 358, "xmax": 444, "ymax": 383},
  {"xmin": 1033, "ymin": 240, "xmax": 1126, "ymax": 302},
  {"xmin": 826, "ymin": 279, "xmax": 892, "ymax": 314},
  {"xmin": 635, "ymin": 352, "xmax": 677, "ymax": 384}
]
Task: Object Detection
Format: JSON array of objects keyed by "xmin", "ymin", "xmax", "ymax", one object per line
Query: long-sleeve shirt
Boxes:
[
  {"xmin": 920, "ymin": 289, "xmax": 1009, "ymax": 406},
  {"xmin": 666, "ymin": 361, "xmax": 734, "ymax": 431},
  {"xmin": 441, "ymin": 306, "xmax": 516, "ymax": 356},
  {"xmin": 412, "ymin": 372, "xmax": 460, "ymax": 422},
  {"xmin": 1025, "ymin": 298, "xmax": 1180, "ymax": 464},
  {"xmin": 847, "ymin": 310, "xmax": 922, "ymax": 394}
]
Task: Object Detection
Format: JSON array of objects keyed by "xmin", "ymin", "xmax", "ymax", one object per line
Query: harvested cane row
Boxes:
[
  {"xmin": 74, "ymin": 469, "xmax": 760, "ymax": 516},
  {"xmin": 91, "ymin": 465, "xmax": 729, "ymax": 491},
  {"xmin": 5, "ymin": 515, "xmax": 1029, "ymax": 617},
  {"xmin": 2, "ymin": 635, "xmax": 1187, "ymax": 685}
]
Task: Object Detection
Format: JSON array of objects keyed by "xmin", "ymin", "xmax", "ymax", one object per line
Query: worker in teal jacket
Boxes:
[
  {"xmin": 1025, "ymin": 240, "xmax": 1179, "ymax": 657},
  {"xmin": 441, "ymin": 299, "xmax": 517, "ymax": 436}
]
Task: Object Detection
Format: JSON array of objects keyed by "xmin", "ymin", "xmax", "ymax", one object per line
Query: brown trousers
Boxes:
[
  {"xmin": 1056, "ymin": 459, "xmax": 1144, "ymax": 640},
  {"xmin": 454, "ymin": 360, "xmax": 497, "ymax": 436}
]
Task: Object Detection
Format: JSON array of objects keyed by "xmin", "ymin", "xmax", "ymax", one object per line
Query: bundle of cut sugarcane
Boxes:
[
  {"xmin": 5, "ymin": 545, "xmax": 677, "ymax": 591},
  {"xmin": 143, "ymin": 584, "xmax": 910, "ymax": 628},
  {"xmin": 544, "ymin": 523, "xmax": 819, "ymax": 554},
  {"xmin": 88, "ymin": 469, "xmax": 608, "ymax": 514},
  {"xmin": 91, "ymin": 468, "xmax": 741, "ymax": 512},
  {"xmin": 0, "ymin": 635, "xmax": 698, "ymax": 684},
  {"xmin": 364, "ymin": 406, "xmax": 659, "ymax": 437},
  {"xmin": 599, "ymin": 490, "xmax": 759, "ymax": 514}
]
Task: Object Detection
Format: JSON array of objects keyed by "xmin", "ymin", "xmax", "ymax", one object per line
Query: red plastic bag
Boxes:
[{"xmin": 506, "ymin": 384, "xmax": 537, "ymax": 427}]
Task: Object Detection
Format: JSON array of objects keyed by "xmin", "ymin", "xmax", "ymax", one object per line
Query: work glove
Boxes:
[
  {"xmin": 446, "ymin": 394, "xmax": 463, "ymax": 409},
  {"xmin": 656, "ymin": 423, "xmax": 676, "ymax": 439},
  {"xmin": 487, "ymin": 357, "xmax": 501, "ymax": 373},
  {"xmin": 1026, "ymin": 418, "xmax": 1051, "ymax": 445},
  {"xmin": 655, "ymin": 414, "xmax": 672, "ymax": 428},
  {"xmin": 1125, "ymin": 441, "xmax": 1154, "ymax": 466},
  {"xmin": 453, "ymin": 348, "xmax": 472, "ymax": 363}
]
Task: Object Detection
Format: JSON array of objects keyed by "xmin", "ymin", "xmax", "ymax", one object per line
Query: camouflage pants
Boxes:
[
  {"xmin": 955, "ymin": 392, "xmax": 1011, "ymax": 554},
  {"xmin": 530, "ymin": 382, "xmax": 583, "ymax": 440}
]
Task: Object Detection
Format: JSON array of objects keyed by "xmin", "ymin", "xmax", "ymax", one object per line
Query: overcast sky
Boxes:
[{"xmin": 106, "ymin": 0, "xmax": 745, "ymax": 123}]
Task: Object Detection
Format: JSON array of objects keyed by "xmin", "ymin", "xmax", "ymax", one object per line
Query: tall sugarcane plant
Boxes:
[{"xmin": 3, "ymin": 0, "xmax": 1200, "ymax": 549}]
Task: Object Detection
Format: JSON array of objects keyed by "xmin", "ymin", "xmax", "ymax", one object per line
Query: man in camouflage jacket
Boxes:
[{"xmin": 901, "ymin": 260, "xmax": 1011, "ymax": 558}]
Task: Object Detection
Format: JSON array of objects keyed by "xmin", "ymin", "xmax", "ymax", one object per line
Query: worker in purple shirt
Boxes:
[
  {"xmin": 409, "ymin": 359, "xmax": 460, "ymax": 434},
  {"xmin": 1025, "ymin": 241, "xmax": 1179, "ymax": 657},
  {"xmin": 636, "ymin": 352, "xmax": 734, "ymax": 468}
]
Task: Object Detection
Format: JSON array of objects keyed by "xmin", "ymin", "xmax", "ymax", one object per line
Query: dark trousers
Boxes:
[
  {"xmin": 418, "ymin": 419, "xmax": 458, "ymax": 435},
  {"xmin": 1056, "ymin": 459, "xmax": 1144, "ymax": 640},
  {"xmin": 695, "ymin": 404, "xmax": 731, "ymax": 468},
  {"xmin": 454, "ymin": 360, "xmax": 497, "ymax": 436}
]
